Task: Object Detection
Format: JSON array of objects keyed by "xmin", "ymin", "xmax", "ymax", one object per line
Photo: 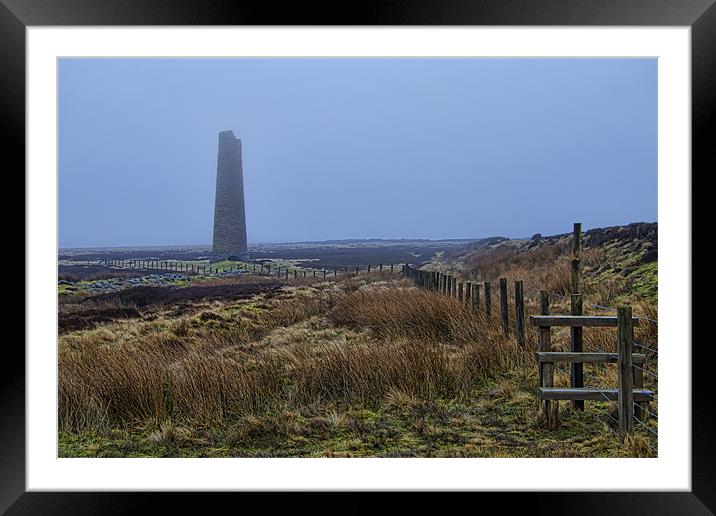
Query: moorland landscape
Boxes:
[{"xmin": 58, "ymin": 222, "xmax": 657, "ymax": 458}]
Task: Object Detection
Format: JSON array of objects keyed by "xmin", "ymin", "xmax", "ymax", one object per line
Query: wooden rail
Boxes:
[
  {"xmin": 530, "ymin": 315, "xmax": 640, "ymax": 327},
  {"xmin": 539, "ymin": 388, "xmax": 653, "ymax": 402},
  {"xmin": 536, "ymin": 352, "xmax": 646, "ymax": 364}
]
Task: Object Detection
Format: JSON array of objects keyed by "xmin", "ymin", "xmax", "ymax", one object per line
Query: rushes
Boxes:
[{"xmin": 59, "ymin": 284, "xmax": 522, "ymax": 432}]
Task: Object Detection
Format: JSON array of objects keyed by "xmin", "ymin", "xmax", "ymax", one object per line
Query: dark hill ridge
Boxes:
[{"xmin": 445, "ymin": 222, "xmax": 657, "ymax": 262}]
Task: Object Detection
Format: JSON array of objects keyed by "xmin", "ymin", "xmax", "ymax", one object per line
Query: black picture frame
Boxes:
[{"xmin": 4, "ymin": 0, "xmax": 711, "ymax": 512}]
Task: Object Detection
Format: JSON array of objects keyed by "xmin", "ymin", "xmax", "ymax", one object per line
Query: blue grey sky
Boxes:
[{"xmin": 58, "ymin": 58, "xmax": 656, "ymax": 247}]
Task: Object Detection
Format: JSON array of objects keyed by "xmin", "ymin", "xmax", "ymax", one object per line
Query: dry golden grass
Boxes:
[
  {"xmin": 58, "ymin": 260, "xmax": 657, "ymax": 458},
  {"xmin": 59, "ymin": 279, "xmax": 526, "ymax": 432}
]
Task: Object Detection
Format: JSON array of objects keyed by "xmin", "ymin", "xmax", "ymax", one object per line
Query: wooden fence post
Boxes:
[
  {"xmin": 515, "ymin": 280, "xmax": 525, "ymax": 347},
  {"xmin": 472, "ymin": 283, "xmax": 480, "ymax": 311},
  {"xmin": 571, "ymin": 222, "xmax": 582, "ymax": 295},
  {"xmin": 500, "ymin": 278, "xmax": 509, "ymax": 335},
  {"xmin": 484, "ymin": 281, "xmax": 492, "ymax": 316},
  {"xmin": 539, "ymin": 290, "xmax": 558, "ymax": 429},
  {"xmin": 618, "ymin": 306, "xmax": 634, "ymax": 436},
  {"xmin": 571, "ymin": 293, "xmax": 584, "ymax": 411},
  {"xmin": 458, "ymin": 282, "xmax": 464, "ymax": 301},
  {"xmin": 465, "ymin": 281, "xmax": 472, "ymax": 305}
]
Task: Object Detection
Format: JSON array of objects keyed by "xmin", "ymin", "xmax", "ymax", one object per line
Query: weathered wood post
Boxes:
[
  {"xmin": 539, "ymin": 290, "xmax": 558, "ymax": 429},
  {"xmin": 571, "ymin": 222, "xmax": 582, "ymax": 295},
  {"xmin": 515, "ymin": 280, "xmax": 525, "ymax": 347},
  {"xmin": 465, "ymin": 281, "xmax": 472, "ymax": 305},
  {"xmin": 458, "ymin": 282, "xmax": 463, "ymax": 301},
  {"xmin": 390, "ymin": 264, "xmax": 394, "ymax": 272},
  {"xmin": 618, "ymin": 306, "xmax": 635, "ymax": 436},
  {"xmin": 379, "ymin": 264, "xmax": 383, "ymax": 272},
  {"xmin": 499, "ymin": 278, "xmax": 509, "ymax": 335},
  {"xmin": 472, "ymin": 283, "xmax": 480, "ymax": 311},
  {"xmin": 484, "ymin": 281, "xmax": 492, "ymax": 316},
  {"xmin": 571, "ymin": 293, "xmax": 585, "ymax": 410},
  {"xmin": 303, "ymin": 270, "xmax": 307, "ymax": 277},
  {"xmin": 368, "ymin": 265, "xmax": 371, "ymax": 273},
  {"xmin": 313, "ymin": 270, "xmax": 317, "ymax": 277},
  {"xmin": 323, "ymin": 269, "xmax": 326, "ymax": 278}
]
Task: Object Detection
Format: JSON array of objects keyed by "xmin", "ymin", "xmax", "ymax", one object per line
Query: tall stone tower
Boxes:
[{"xmin": 212, "ymin": 130, "xmax": 248, "ymax": 259}]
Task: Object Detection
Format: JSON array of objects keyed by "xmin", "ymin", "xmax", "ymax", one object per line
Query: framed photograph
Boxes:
[{"xmin": 5, "ymin": 0, "xmax": 712, "ymax": 511}]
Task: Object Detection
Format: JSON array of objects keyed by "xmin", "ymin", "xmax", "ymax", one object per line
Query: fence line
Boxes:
[
  {"xmin": 95, "ymin": 257, "xmax": 401, "ymax": 280},
  {"xmin": 403, "ymin": 222, "xmax": 658, "ymax": 449}
]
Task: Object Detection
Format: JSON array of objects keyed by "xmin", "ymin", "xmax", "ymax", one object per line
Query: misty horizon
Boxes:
[{"xmin": 59, "ymin": 58, "xmax": 657, "ymax": 248}]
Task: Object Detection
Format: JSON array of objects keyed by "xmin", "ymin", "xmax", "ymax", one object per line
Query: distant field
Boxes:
[{"xmin": 59, "ymin": 239, "xmax": 470, "ymax": 269}]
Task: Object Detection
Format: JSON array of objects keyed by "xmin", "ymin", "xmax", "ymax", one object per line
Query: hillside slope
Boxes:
[{"xmin": 427, "ymin": 222, "xmax": 657, "ymax": 304}]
